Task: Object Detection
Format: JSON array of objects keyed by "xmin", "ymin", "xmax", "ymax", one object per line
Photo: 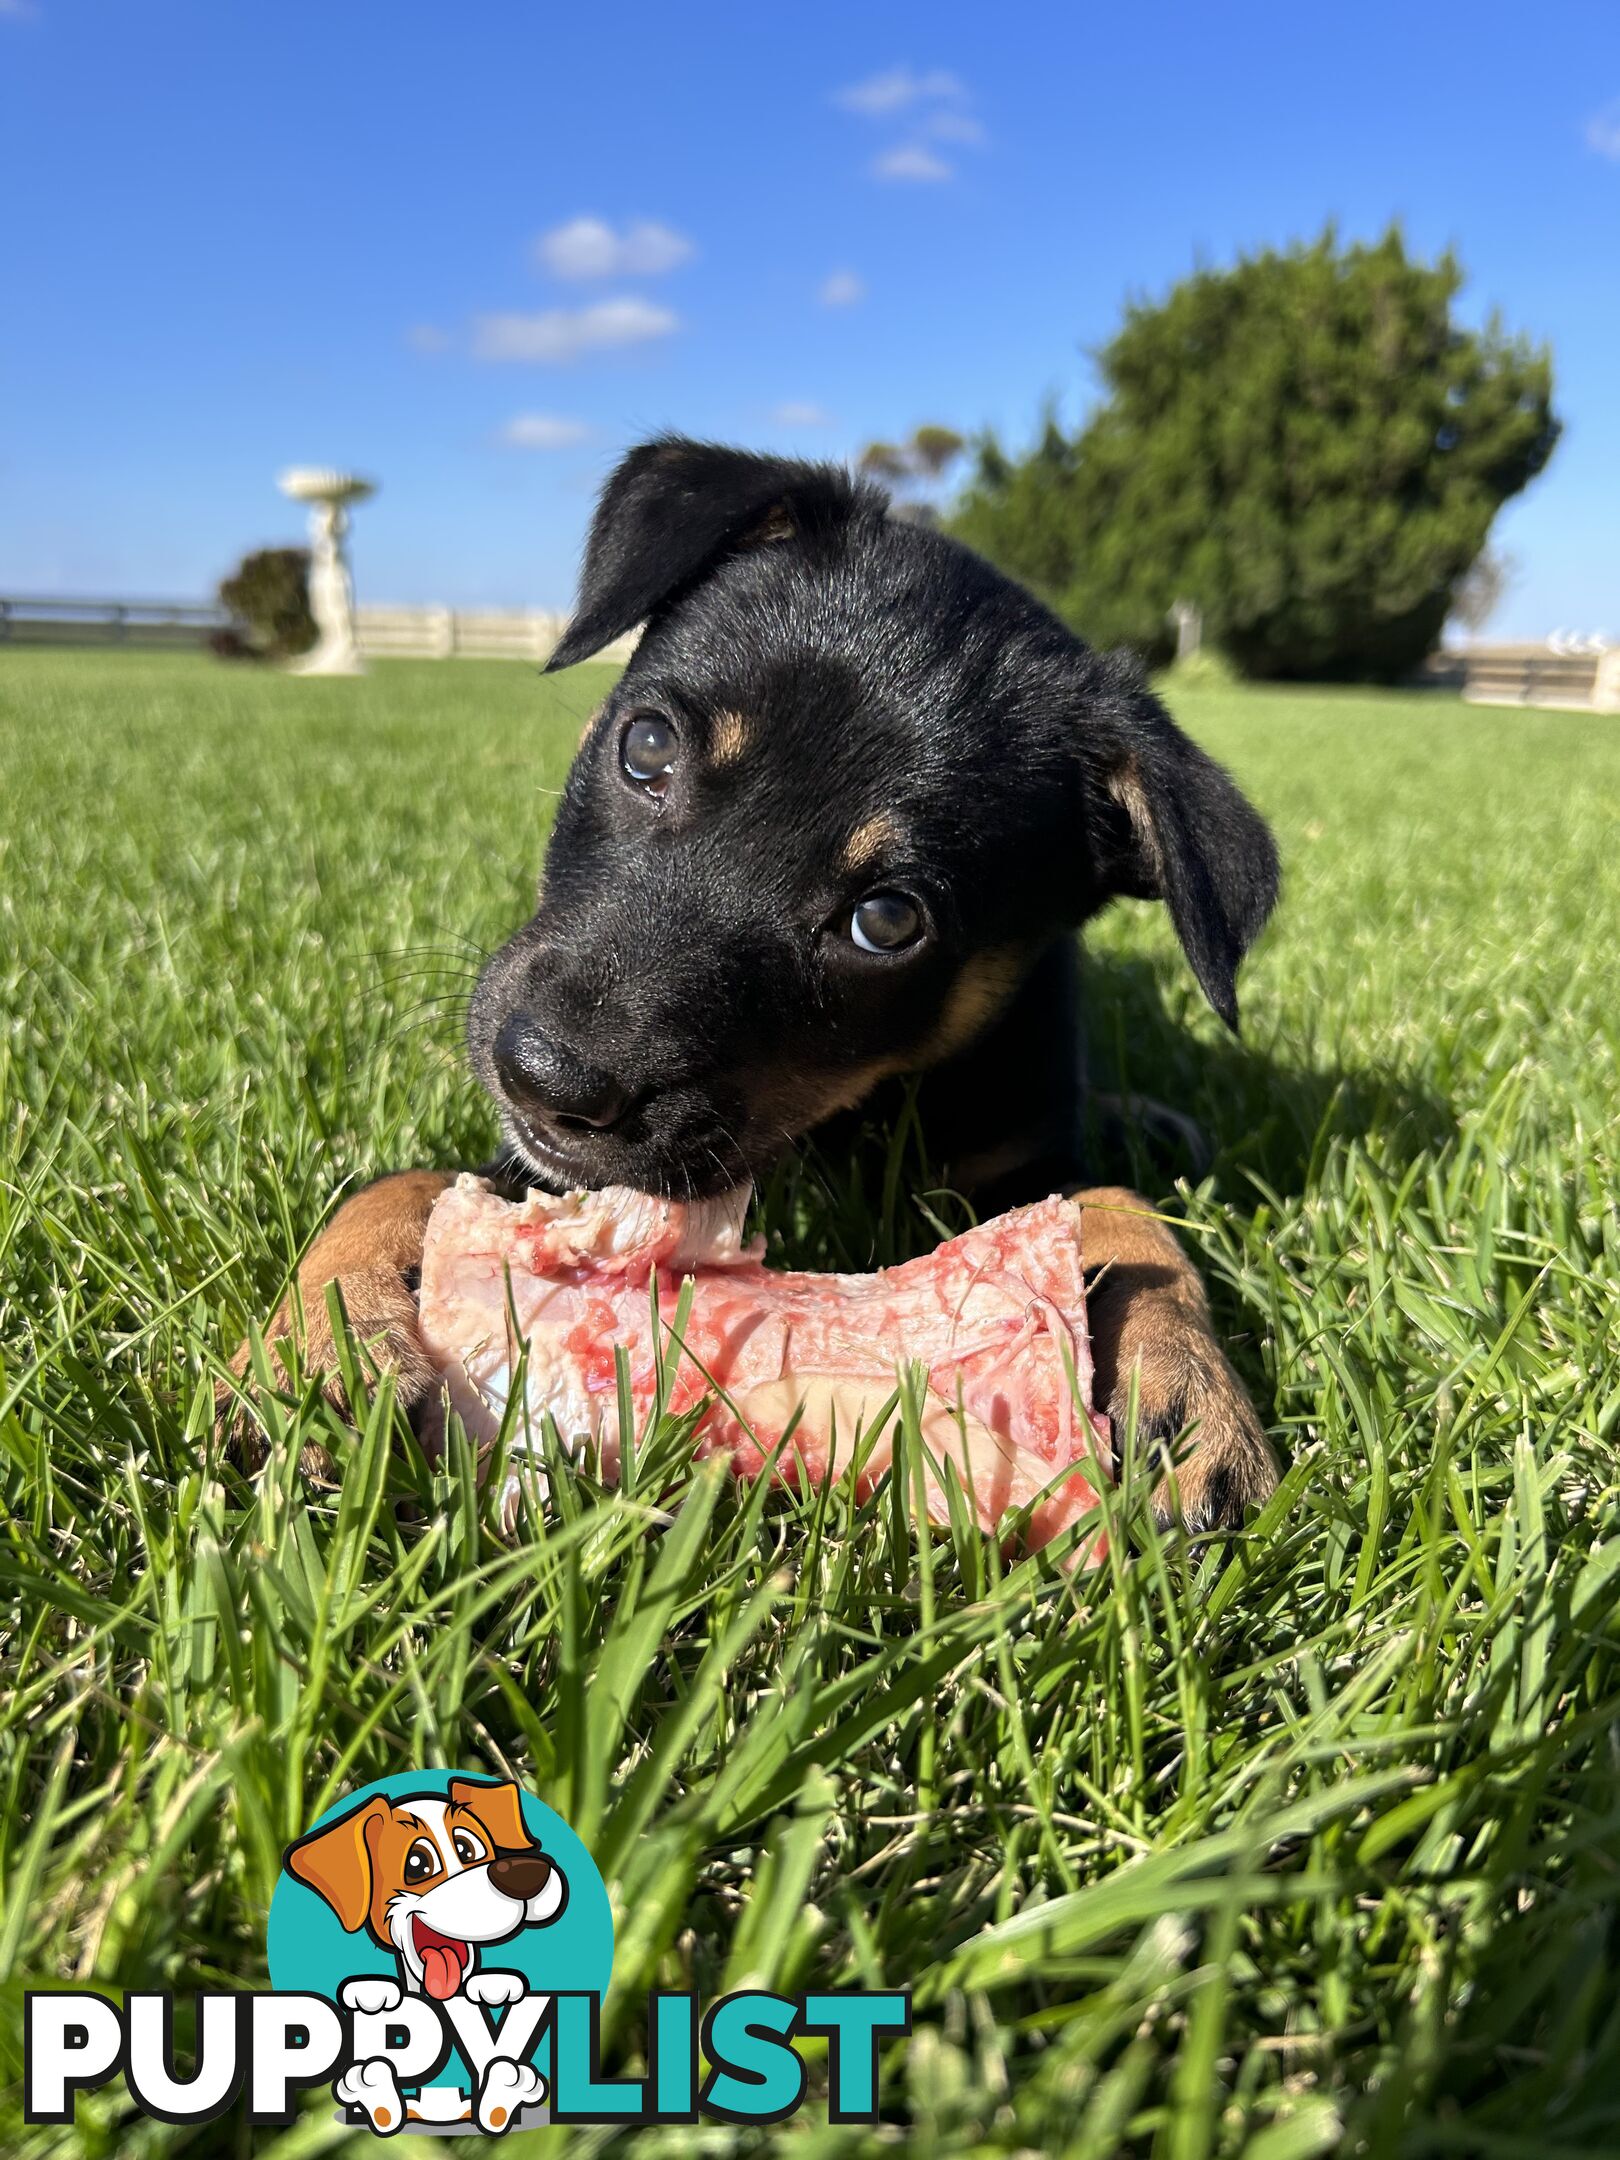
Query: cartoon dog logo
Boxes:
[{"xmin": 285, "ymin": 1776, "xmax": 568, "ymax": 2132}]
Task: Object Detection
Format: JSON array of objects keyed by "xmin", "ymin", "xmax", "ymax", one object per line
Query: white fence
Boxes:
[
  {"xmin": 0, "ymin": 596, "xmax": 637, "ymax": 665},
  {"xmin": 4, "ymin": 598, "xmax": 1609, "ymax": 704},
  {"xmin": 1450, "ymin": 643, "xmax": 1620, "ymax": 715},
  {"xmin": 0, "ymin": 596, "xmax": 229, "ymax": 647},
  {"xmin": 356, "ymin": 604, "xmax": 562, "ymax": 661},
  {"xmin": 355, "ymin": 605, "xmax": 637, "ymax": 664}
]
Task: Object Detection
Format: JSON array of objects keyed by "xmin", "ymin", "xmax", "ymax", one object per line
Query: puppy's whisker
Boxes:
[
  {"xmin": 382, "ymin": 1006, "xmax": 475, "ymax": 1034},
  {"xmin": 377, "ymin": 983, "xmax": 481, "ymax": 1012},
  {"xmin": 375, "ymin": 968, "xmax": 483, "ymax": 995},
  {"xmin": 708, "ymin": 1116, "xmax": 756, "ymax": 1196},
  {"xmin": 369, "ymin": 936, "xmax": 492, "ymax": 968},
  {"xmin": 388, "ymin": 987, "xmax": 476, "ymax": 1014},
  {"xmin": 389, "ymin": 1000, "xmax": 476, "ymax": 1043},
  {"xmin": 374, "ymin": 948, "xmax": 486, "ymax": 969}
]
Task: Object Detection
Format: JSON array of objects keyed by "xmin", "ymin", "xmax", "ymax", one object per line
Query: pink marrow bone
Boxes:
[{"xmin": 416, "ymin": 1174, "xmax": 1112, "ymax": 1556}]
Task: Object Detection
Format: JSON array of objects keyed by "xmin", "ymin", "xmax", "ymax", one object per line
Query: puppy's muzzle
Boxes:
[{"xmin": 493, "ymin": 1013, "xmax": 632, "ymax": 1134}]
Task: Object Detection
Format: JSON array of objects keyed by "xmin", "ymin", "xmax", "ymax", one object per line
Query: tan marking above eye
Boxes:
[
  {"xmin": 745, "ymin": 501, "xmax": 797, "ymax": 547},
  {"xmin": 710, "ymin": 711, "xmax": 751, "ymax": 764},
  {"xmin": 842, "ymin": 813, "xmax": 904, "ymax": 875}
]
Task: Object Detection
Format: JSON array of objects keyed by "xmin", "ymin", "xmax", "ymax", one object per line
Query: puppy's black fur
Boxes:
[
  {"xmin": 222, "ymin": 437, "xmax": 1283, "ymax": 1528},
  {"xmin": 468, "ymin": 437, "xmax": 1278, "ymax": 1212}
]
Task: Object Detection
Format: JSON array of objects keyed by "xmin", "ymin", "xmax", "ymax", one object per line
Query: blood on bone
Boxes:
[{"xmin": 417, "ymin": 1174, "xmax": 1112, "ymax": 1557}]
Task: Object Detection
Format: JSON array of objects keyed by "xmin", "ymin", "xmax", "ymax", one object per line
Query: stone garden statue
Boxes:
[
  {"xmin": 277, "ymin": 468, "xmax": 375, "ymax": 675},
  {"xmin": 1168, "ymin": 598, "xmax": 1203, "ymax": 664}
]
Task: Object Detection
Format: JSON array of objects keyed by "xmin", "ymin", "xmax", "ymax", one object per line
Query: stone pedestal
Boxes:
[
  {"xmin": 277, "ymin": 468, "xmax": 376, "ymax": 676},
  {"xmin": 1594, "ymin": 648, "xmax": 1620, "ymax": 716},
  {"xmin": 1168, "ymin": 598, "xmax": 1203, "ymax": 663}
]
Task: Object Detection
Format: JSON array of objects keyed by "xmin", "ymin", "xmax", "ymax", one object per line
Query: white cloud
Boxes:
[
  {"xmin": 500, "ymin": 413, "xmax": 592, "ymax": 449},
  {"xmin": 405, "ymin": 323, "xmax": 450, "ymax": 354},
  {"xmin": 772, "ymin": 402, "xmax": 832, "ymax": 428},
  {"xmin": 535, "ymin": 216, "xmax": 694, "ymax": 278},
  {"xmin": 1587, "ymin": 99, "xmax": 1620, "ymax": 159},
  {"xmin": 835, "ymin": 66, "xmax": 965, "ymax": 116},
  {"xmin": 819, "ymin": 268, "xmax": 866, "ymax": 308},
  {"xmin": 873, "ymin": 143, "xmax": 953, "ymax": 184},
  {"xmin": 834, "ymin": 63, "xmax": 984, "ymax": 178},
  {"xmin": 472, "ymin": 297, "xmax": 678, "ymax": 362},
  {"xmin": 926, "ymin": 109, "xmax": 987, "ymax": 146}
]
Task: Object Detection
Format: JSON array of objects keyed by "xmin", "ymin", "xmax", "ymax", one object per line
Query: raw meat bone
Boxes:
[{"xmin": 416, "ymin": 1174, "xmax": 1113, "ymax": 1556}]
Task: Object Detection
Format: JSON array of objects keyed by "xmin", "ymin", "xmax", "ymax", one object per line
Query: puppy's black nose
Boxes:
[
  {"xmin": 488, "ymin": 1850, "xmax": 553, "ymax": 1901},
  {"xmin": 493, "ymin": 1013, "xmax": 630, "ymax": 1132}
]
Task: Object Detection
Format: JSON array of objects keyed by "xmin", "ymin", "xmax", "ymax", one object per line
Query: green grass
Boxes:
[{"xmin": 3, "ymin": 648, "xmax": 1620, "ymax": 2157}]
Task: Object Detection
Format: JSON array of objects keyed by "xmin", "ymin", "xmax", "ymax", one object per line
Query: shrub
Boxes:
[
  {"xmin": 950, "ymin": 229, "xmax": 1561, "ymax": 680},
  {"xmin": 1158, "ymin": 646, "xmax": 1241, "ymax": 693},
  {"xmin": 217, "ymin": 548, "xmax": 316, "ymax": 662}
]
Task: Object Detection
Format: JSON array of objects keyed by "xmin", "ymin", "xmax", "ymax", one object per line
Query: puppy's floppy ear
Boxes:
[
  {"xmin": 284, "ymin": 1799, "xmax": 386, "ymax": 1933},
  {"xmin": 1078, "ymin": 651, "xmax": 1278, "ymax": 1030},
  {"xmin": 449, "ymin": 1776, "xmax": 535, "ymax": 1853},
  {"xmin": 546, "ymin": 435, "xmax": 871, "ymax": 670}
]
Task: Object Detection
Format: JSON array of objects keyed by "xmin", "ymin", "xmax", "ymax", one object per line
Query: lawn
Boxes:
[{"xmin": 3, "ymin": 648, "xmax": 1619, "ymax": 2158}]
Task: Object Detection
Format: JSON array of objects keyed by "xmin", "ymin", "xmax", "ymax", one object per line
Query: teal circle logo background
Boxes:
[{"xmin": 266, "ymin": 1771, "xmax": 613, "ymax": 2011}]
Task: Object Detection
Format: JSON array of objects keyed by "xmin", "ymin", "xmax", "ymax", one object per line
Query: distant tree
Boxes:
[
  {"xmin": 950, "ymin": 229, "xmax": 1560, "ymax": 680},
  {"xmin": 1448, "ymin": 547, "xmax": 1516, "ymax": 636},
  {"xmin": 856, "ymin": 425, "xmax": 968, "ymax": 528},
  {"xmin": 907, "ymin": 424, "xmax": 967, "ymax": 479},
  {"xmin": 859, "ymin": 425, "xmax": 966, "ymax": 489},
  {"xmin": 857, "ymin": 440, "xmax": 911, "ymax": 485},
  {"xmin": 216, "ymin": 547, "xmax": 316, "ymax": 662}
]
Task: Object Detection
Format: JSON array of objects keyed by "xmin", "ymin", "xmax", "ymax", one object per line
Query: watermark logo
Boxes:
[
  {"xmin": 270, "ymin": 1770, "xmax": 610, "ymax": 2131},
  {"xmin": 25, "ymin": 1769, "xmax": 909, "ymax": 2134}
]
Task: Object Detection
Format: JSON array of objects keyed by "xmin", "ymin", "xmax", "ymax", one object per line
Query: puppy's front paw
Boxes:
[
  {"xmin": 1074, "ymin": 1186, "xmax": 1277, "ymax": 1535},
  {"xmin": 340, "ymin": 1976, "xmax": 404, "ymax": 2015},
  {"xmin": 464, "ymin": 1968, "xmax": 527, "ymax": 2008},
  {"xmin": 215, "ymin": 1263, "xmax": 438, "ymax": 1479},
  {"xmin": 336, "ymin": 2056, "xmax": 407, "ymax": 2134},
  {"xmin": 215, "ymin": 1169, "xmax": 452, "ymax": 1476},
  {"xmin": 1114, "ymin": 1322, "xmax": 1276, "ymax": 1532},
  {"xmin": 477, "ymin": 2057, "xmax": 546, "ymax": 2133}
]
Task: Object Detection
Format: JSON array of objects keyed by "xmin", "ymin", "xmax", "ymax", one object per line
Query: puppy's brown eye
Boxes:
[
  {"xmin": 850, "ymin": 891, "xmax": 923, "ymax": 953},
  {"xmin": 452, "ymin": 1830, "xmax": 486, "ymax": 1865},
  {"xmin": 404, "ymin": 1840, "xmax": 439, "ymax": 1884},
  {"xmin": 620, "ymin": 714, "xmax": 678, "ymax": 791}
]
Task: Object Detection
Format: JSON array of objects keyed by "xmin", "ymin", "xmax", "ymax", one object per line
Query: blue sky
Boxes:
[{"xmin": 2, "ymin": 0, "xmax": 1616, "ymax": 637}]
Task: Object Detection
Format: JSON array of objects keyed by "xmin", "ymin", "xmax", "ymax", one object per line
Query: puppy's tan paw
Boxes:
[
  {"xmin": 216, "ymin": 1264, "xmax": 437, "ymax": 1482},
  {"xmin": 1114, "ymin": 1327, "xmax": 1276, "ymax": 1531},
  {"xmin": 1072, "ymin": 1185, "xmax": 1277, "ymax": 1535}
]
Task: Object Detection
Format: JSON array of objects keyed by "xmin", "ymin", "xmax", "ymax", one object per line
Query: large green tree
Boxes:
[{"xmin": 950, "ymin": 229, "xmax": 1560, "ymax": 680}]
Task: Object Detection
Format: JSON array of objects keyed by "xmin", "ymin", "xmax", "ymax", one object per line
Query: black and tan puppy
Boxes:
[{"xmin": 227, "ymin": 437, "xmax": 1280, "ymax": 1527}]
